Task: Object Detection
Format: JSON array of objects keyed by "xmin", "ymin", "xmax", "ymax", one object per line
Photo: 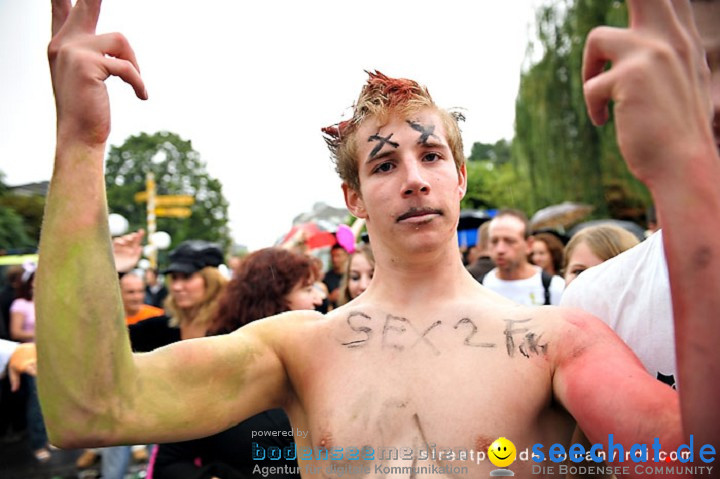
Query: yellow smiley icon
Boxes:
[{"xmin": 488, "ymin": 437, "xmax": 517, "ymax": 468}]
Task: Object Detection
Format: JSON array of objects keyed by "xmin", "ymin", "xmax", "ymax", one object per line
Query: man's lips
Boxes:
[{"xmin": 396, "ymin": 207, "xmax": 443, "ymax": 222}]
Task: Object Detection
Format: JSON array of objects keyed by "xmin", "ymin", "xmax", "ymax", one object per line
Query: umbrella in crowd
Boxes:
[
  {"xmin": 458, "ymin": 209, "xmax": 492, "ymax": 231},
  {"xmin": 530, "ymin": 202, "xmax": 594, "ymax": 231},
  {"xmin": 280, "ymin": 221, "xmax": 337, "ymax": 250}
]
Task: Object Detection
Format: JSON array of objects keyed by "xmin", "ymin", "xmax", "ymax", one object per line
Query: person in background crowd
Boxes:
[
  {"xmin": 484, "ymin": 209, "xmax": 565, "ymax": 305},
  {"xmin": 466, "ymin": 221, "xmax": 494, "ymax": 282},
  {"xmin": 321, "ymin": 243, "xmax": 348, "ymax": 310},
  {"xmin": 337, "ymin": 243, "xmax": 375, "ymax": 306},
  {"xmin": 144, "ymin": 267, "xmax": 168, "ymax": 309},
  {"xmin": 1, "ymin": 266, "xmax": 24, "ymax": 340},
  {"xmin": 530, "ymin": 232, "xmax": 565, "ymax": 277},
  {"xmin": 560, "ymin": 0, "xmax": 719, "ymax": 392},
  {"xmin": 120, "ymin": 272, "xmax": 164, "ymax": 325},
  {"xmin": 563, "ymin": 224, "xmax": 640, "ymax": 286},
  {"xmin": 0, "ymin": 340, "xmax": 37, "ymax": 393},
  {"xmin": 8, "ymin": 265, "xmax": 50, "ymax": 462}
]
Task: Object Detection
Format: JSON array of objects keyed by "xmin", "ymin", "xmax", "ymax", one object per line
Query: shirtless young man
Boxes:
[{"xmin": 36, "ymin": 1, "xmax": 718, "ymax": 477}]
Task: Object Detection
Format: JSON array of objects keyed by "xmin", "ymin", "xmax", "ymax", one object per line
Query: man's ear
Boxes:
[
  {"xmin": 458, "ymin": 163, "xmax": 468, "ymax": 199},
  {"xmin": 525, "ymin": 235, "xmax": 534, "ymax": 253},
  {"xmin": 343, "ymin": 183, "xmax": 368, "ymax": 219}
]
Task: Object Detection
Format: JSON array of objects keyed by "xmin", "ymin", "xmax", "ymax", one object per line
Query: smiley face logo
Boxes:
[{"xmin": 488, "ymin": 437, "xmax": 517, "ymax": 468}]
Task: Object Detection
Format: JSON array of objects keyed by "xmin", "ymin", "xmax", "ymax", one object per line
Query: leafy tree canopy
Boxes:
[
  {"xmin": 105, "ymin": 131, "xmax": 231, "ymax": 256},
  {"xmin": 513, "ymin": 0, "xmax": 650, "ymax": 224}
]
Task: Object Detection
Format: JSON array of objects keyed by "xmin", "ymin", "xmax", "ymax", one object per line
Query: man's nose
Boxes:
[{"xmin": 401, "ymin": 160, "xmax": 431, "ymax": 197}]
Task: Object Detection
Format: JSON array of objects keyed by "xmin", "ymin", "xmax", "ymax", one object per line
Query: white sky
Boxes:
[{"xmin": 0, "ymin": 1, "xmax": 538, "ymax": 251}]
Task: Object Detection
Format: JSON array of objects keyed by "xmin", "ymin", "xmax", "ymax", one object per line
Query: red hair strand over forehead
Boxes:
[{"xmin": 322, "ymin": 70, "xmax": 465, "ymax": 192}]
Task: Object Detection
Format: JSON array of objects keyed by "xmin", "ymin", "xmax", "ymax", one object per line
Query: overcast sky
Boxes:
[{"xmin": 0, "ymin": 1, "xmax": 539, "ymax": 251}]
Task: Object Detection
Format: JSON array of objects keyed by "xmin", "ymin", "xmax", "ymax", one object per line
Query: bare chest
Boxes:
[{"xmin": 285, "ymin": 306, "xmax": 571, "ymax": 476}]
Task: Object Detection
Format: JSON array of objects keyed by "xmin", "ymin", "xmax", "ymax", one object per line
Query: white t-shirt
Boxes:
[
  {"xmin": 0, "ymin": 338, "xmax": 19, "ymax": 379},
  {"xmin": 560, "ymin": 231, "xmax": 676, "ymax": 388},
  {"xmin": 483, "ymin": 266, "xmax": 565, "ymax": 306}
]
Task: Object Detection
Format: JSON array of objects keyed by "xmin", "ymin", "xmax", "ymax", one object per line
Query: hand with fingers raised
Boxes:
[
  {"xmin": 48, "ymin": 0, "xmax": 147, "ymax": 148},
  {"xmin": 113, "ymin": 229, "xmax": 145, "ymax": 274},
  {"xmin": 583, "ymin": 0, "xmax": 715, "ymax": 186}
]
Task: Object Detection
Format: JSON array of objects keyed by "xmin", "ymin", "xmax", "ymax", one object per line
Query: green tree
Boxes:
[
  {"xmin": 0, "ymin": 195, "xmax": 45, "ymax": 243},
  {"xmin": 104, "ymin": 131, "xmax": 231, "ymax": 252},
  {"xmin": 0, "ymin": 171, "xmax": 35, "ymax": 252},
  {"xmin": 514, "ymin": 0, "xmax": 650, "ymax": 222},
  {"xmin": 462, "ymin": 142, "xmax": 532, "ymax": 213},
  {"xmin": 468, "ymin": 140, "xmax": 511, "ymax": 165}
]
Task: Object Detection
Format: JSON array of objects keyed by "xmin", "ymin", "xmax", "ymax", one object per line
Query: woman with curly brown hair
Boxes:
[{"xmin": 209, "ymin": 247, "xmax": 322, "ymax": 335}]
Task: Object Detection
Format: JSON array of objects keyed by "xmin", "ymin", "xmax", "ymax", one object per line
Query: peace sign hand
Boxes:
[
  {"xmin": 583, "ymin": 0, "xmax": 714, "ymax": 186},
  {"xmin": 48, "ymin": 0, "xmax": 147, "ymax": 148}
]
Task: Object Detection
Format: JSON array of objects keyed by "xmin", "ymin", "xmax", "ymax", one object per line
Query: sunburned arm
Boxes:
[{"xmin": 553, "ymin": 309, "xmax": 685, "ymax": 479}]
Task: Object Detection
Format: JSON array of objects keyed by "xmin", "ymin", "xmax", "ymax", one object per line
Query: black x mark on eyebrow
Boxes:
[
  {"xmin": 407, "ymin": 120, "xmax": 440, "ymax": 145},
  {"xmin": 368, "ymin": 133, "xmax": 400, "ymax": 158}
]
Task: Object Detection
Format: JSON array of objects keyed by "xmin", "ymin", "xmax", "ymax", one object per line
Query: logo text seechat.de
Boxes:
[{"xmin": 532, "ymin": 435, "xmax": 715, "ymax": 464}]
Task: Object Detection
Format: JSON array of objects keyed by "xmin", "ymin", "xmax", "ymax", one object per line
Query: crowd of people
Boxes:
[{"xmin": 1, "ymin": 0, "xmax": 718, "ymax": 478}]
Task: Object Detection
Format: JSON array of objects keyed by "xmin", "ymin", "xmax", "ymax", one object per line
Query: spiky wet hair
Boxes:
[{"xmin": 322, "ymin": 71, "xmax": 465, "ymax": 192}]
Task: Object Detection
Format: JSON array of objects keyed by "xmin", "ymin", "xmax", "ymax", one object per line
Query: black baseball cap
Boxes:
[{"xmin": 162, "ymin": 240, "xmax": 224, "ymax": 275}]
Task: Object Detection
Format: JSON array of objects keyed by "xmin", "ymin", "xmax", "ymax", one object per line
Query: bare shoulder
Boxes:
[
  {"xmin": 545, "ymin": 306, "xmax": 629, "ymax": 354},
  {"xmin": 538, "ymin": 305, "xmax": 650, "ymax": 399},
  {"xmin": 231, "ymin": 309, "xmax": 328, "ymax": 349}
]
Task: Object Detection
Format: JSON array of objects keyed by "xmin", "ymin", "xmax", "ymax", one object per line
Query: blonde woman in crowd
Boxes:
[
  {"xmin": 337, "ymin": 243, "xmax": 375, "ymax": 306},
  {"xmin": 563, "ymin": 225, "xmax": 640, "ymax": 286}
]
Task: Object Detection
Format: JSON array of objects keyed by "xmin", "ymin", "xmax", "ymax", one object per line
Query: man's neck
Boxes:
[
  {"xmin": 366, "ymin": 243, "xmax": 476, "ymax": 307},
  {"xmin": 495, "ymin": 262, "xmax": 537, "ymax": 281}
]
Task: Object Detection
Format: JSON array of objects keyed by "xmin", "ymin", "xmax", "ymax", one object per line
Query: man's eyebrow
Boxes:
[
  {"xmin": 367, "ymin": 133, "xmax": 399, "ymax": 158},
  {"xmin": 365, "ymin": 149, "xmax": 395, "ymax": 164},
  {"xmin": 420, "ymin": 140, "xmax": 447, "ymax": 149}
]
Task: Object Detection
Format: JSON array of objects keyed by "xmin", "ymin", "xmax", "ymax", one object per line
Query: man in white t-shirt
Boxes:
[
  {"xmin": 561, "ymin": 231, "xmax": 676, "ymax": 387},
  {"xmin": 560, "ymin": 0, "xmax": 720, "ymax": 391},
  {"xmin": 483, "ymin": 209, "xmax": 565, "ymax": 305},
  {"xmin": 0, "ymin": 340, "xmax": 36, "ymax": 392}
]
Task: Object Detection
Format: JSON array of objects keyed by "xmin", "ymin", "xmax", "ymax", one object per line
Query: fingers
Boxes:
[
  {"xmin": 582, "ymin": 27, "xmax": 636, "ymax": 126},
  {"xmin": 96, "ymin": 32, "xmax": 142, "ymax": 75},
  {"xmin": 582, "ymin": 27, "xmax": 634, "ymax": 83},
  {"xmin": 671, "ymin": 0, "xmax": 708, "ymax": 62},
  {"xmin": 626, "ymin": 0, "xmax": 677, "ymax": 31},
  {"xmin": 9, "ymin": 368, "xmax": 20, "ymax": 392},
  {"xmin": 51, "ymin": 0, "xmax": 72, "ymax": 37},
  {"xmin": 669, "ymin": 0, "xmax": 695, "ymax": 34},
  {"xmin": 52, "ymin": 0, "xmax": 102, "ymax": 38},
  {"xmin": 103, "ymin": 55, "xmax": 148, "ymax": 100},
  {"xmin": 583, "ymin": 67, "xmax": 622, "ymax": 126},
  {"xmin": 75, "ymin": 0, "xmax": 103, "ymax": 35}
]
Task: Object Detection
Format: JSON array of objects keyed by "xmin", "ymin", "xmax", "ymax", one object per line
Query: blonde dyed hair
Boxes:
[
  {"xmin": 563, "ymin": 225, "xmax": 640, "ymax": 273},
  {"xmin": 165, "ymin": 266, "xmax": 228, "ymax": 330},
  {"xmin": 323, "ymin": 71, "xmax": 465, "ymax": 192}
]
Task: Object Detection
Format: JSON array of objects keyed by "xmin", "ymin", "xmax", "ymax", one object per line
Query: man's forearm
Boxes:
[
  {"xmin": 650, "ymin": 143, "xmax": 720, "ymax": 449},
  {"xmin": 36, "ymin": 142, "xmax": 136, "ymax": 447}
]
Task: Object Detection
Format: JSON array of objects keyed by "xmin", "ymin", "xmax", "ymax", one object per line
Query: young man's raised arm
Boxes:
[
  {"xmin": 36, "ymin": 0, "xmax": 290, "ymax": 448},
  {"xmin": 583, "ymin": 0, "xmax": 720, "ymax": 447}
]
